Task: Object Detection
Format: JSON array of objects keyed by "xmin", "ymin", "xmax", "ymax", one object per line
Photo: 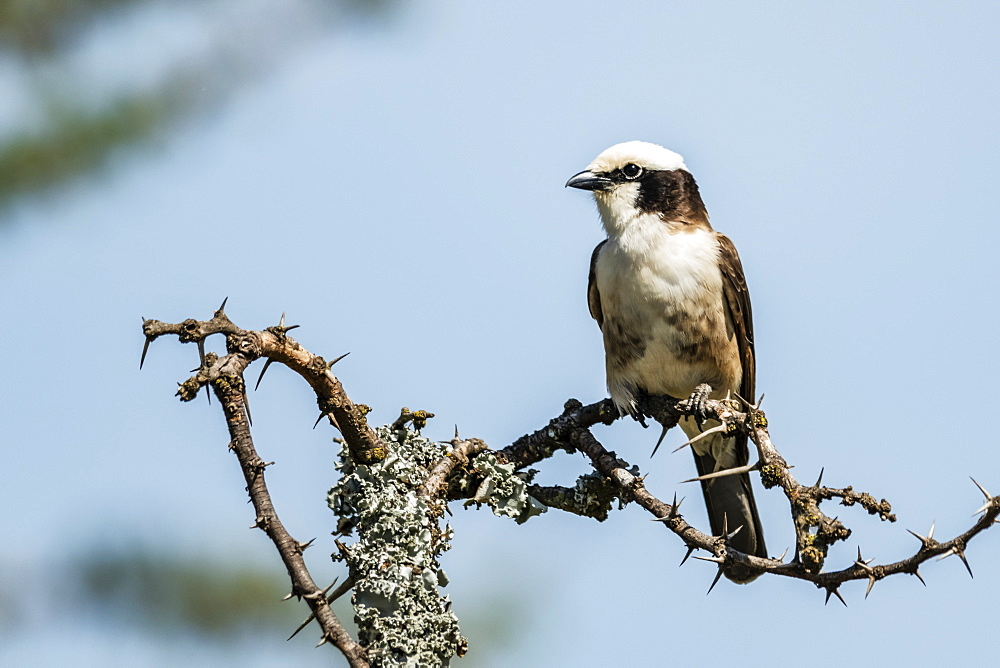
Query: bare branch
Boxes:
[
  {"xmin": 141, "ymin": 304, "xmax": 386, "ymax": 464},
  {"xmin": 210, "ymin": 357, "xmax": 368, "ymax": 666}
]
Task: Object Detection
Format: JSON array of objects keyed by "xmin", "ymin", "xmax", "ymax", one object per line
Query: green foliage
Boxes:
[
  {"xmin": 75, "ymin": 547, "xmax": 302, "ymax": 637},
  {"xmin": 0, "ymin": 0, "xmax": 399, "ymax": 218}
]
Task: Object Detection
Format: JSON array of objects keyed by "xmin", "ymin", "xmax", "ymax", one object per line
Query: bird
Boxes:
[{"xmin": 566, "ymin": 140, "xmax": 766, "ymax": 582}]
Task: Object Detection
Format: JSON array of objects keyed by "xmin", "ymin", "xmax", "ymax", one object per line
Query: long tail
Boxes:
[{"xmin": 688, "ymin": 424, "xmax": 767, "ymax": 583}]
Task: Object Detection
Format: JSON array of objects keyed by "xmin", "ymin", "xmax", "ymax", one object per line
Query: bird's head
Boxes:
[{"xmin": 566, "ymin": 140, "xmax": 709, "ymax": 236}]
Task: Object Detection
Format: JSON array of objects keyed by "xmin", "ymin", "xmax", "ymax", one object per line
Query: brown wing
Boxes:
[
  {"xmin": 587, "ymin": 240, "xmax": 607, "ymax": 327},
  {"xmin": 695, "ymin": 233, "xmax": 767, "ymax": 563},
  {"xmin": 716, "ymin": 233, "xmax": 754, "ymax": 404}
]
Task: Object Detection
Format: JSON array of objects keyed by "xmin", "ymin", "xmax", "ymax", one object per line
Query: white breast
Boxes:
[{"xmin": 596, "ymin": 217, "xmax": 734, "ymax": 412}]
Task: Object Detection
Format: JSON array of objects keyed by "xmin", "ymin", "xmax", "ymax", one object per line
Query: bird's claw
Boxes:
[{"xmin": 682, "ymin": 383, "xmax": 713, "ymax": 429}]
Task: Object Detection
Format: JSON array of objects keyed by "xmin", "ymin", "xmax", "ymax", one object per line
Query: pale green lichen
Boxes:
[
  {"xmin": 327, "ymin": 426, "xmax": 466, "ymax": 666},
  {"xmin": 326, "ymin": 425, "xmax": 550, "ymax": 665},
  {"xmin": 461, "ymin": 451, "xmax": 547, "ymax": 524}
]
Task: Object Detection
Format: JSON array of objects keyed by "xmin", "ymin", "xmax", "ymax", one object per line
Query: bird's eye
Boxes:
[{"xmin": 621, "ymin": 163, "xmax": 643, "ymax": 180}]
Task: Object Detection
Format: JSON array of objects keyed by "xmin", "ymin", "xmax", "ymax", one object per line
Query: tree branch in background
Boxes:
[{"xmin": 142, "ymin": 305, "xmax": 1000, "ymax": 664}]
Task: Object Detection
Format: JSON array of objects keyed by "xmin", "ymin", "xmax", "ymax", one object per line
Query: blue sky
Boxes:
[{"xmin": 2, "ymin": 1, "xmax": 999, "ymax": 665}]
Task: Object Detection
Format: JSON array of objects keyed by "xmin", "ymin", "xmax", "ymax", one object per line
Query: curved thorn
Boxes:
[
  {"xmin": 970, "ymin": 477, "xmax": 992, "ymax": 500},
  {"xmin": 328, "ymin": 352, "xmax": 350, "ymax": 368},
  {"xmin": 706, "ymin": 567, "xmax": 725, "ymax": 595},
  {"xmin": 313, "ymin": 412, "xmax": 326, "ymax": 429},
  {"xmin": 254, "ymin": 359, "xmax": 275, "ymax": 391},
  {"xmin": 217, "ymin": 297, "xmax": 229, "ymax": 314}
]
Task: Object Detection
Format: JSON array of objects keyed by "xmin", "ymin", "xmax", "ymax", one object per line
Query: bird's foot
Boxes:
[{"xmin": 681, "ymin": 383, "xmax": 713, "ymax": 430}]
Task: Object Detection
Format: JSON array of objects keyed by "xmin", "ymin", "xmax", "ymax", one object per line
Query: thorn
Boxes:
[
  {"xmin": 957, "ymin": 551, "xmax": 974, "ymax": 578},
  {"xmin": 669, "ymin": 492, "xmax": 684, "ymax": 519},
  {"xmin": 298, "ymin": 538, "xmax": 316, "ymax": 552},
  {"xmin": 679, "ymin": 545, "xmax": 697, "ymax": 567},
  {"xmin": 706, "ymin": 566, "xmax": 725, "ymax": 595},
  {"xmin": 755, "ymin": 393, "xmax": 765, "ymax": 408},
  {"xmin": 731, "ymin": 391, "xmax": 751, "ymax": 409},
  {"xmin": 681, "ymin": 462, "xmax": 758, "ymax": 484},
  {"xmin": 671, "ymin": 424, "xmax": 727, "ymax": 453},
  {"xmin": 913, "ymin": 568, "xmax": 926, "ymax": 587},
  {"xmin": 216, "ymin": 297, "xmax": 228, "ymax": 315},
  {"xmin": 854, "ymin": 547, "xmax": 874, "ymax": 569},
  {"xmin": 274, "ymin": 311, "xmax": 300, "ymax": 333},
  {"xmin": 824, "ymin": 586, "xmax": 847, "ymax": 607},
  {"xmin": 316, "ymin": 635, "xmax": 329, "ymax": 648},
  {"xmin": 328, "ymin": 352, "xmax": 350, "ymax": 368},
  {"xmin": 970, "ymin": 477, "xmax": 992, "ymax": 500},
  {"xmin": 865, "ymin": 575, "xmax": 876, "ymax": 599},
  {"xmin": 777, "ymin": 547, "xmax": 789, "ymax": 562},
  {"xmin": 907, "ymin": 522, "xmax": 938, "ymax": 549},
  {"xmin": 254, "ymin": 359, "xmax": 275, "ymax": 391},
  {"xmin": 454, "ymin": 424, "xmax": 460, "ymax": 439},
  {"xmin": 282, "ymin": 591, "xmax": 295, "ymax": 601},
  {"xmin": 650, "ymin": 423, "xmax": 670, "ymax": 457},
  {"xmin": 205, "ymin": 384, "xmax": 211, "ymax": 405},
  {"xmin": 288, "ymin": 612, "xmax": 316, "ymax": 641},
  {"xmin": 140, "ymin": 337, "xmax": 151, "ymax": 369},
  {"xmin": 814, "ymin": 467, "xmax": 825, "ymax": 489},
  {"xmin": 243, "ymin": 387, "xmax": 253, "ymax": 427},
  {"xmin": 197, "ymin": 339, "xmax": 206, "ymax": 367},
  {"xmin": 726, "ymin": 524, "xmax": 744, "ymax": 541},
  {"xmin": 693, "ymin": 554, "xmax": 725, "ymax": 564},
  {"xmin": 720, "ymin": 512, "xmax": 729, "ymax": 538},
  {"xmin": 313, "ymin": 412, "xmax": 326, "ymax": 429}
]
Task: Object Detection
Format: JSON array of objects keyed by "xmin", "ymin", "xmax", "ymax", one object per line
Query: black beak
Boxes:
[{"xmin": 565, "ymin": 170, "xmax": 613, "ymax": 191}]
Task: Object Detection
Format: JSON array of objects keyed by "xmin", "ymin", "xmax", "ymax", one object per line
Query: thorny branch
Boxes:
[
  {"xmin": 141, "ymin": 302, "xmax": 371, "ymax": 667},
  {"xmin": 143, "ymin": 305, "xmax": 1000, "ymax": 666}
]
